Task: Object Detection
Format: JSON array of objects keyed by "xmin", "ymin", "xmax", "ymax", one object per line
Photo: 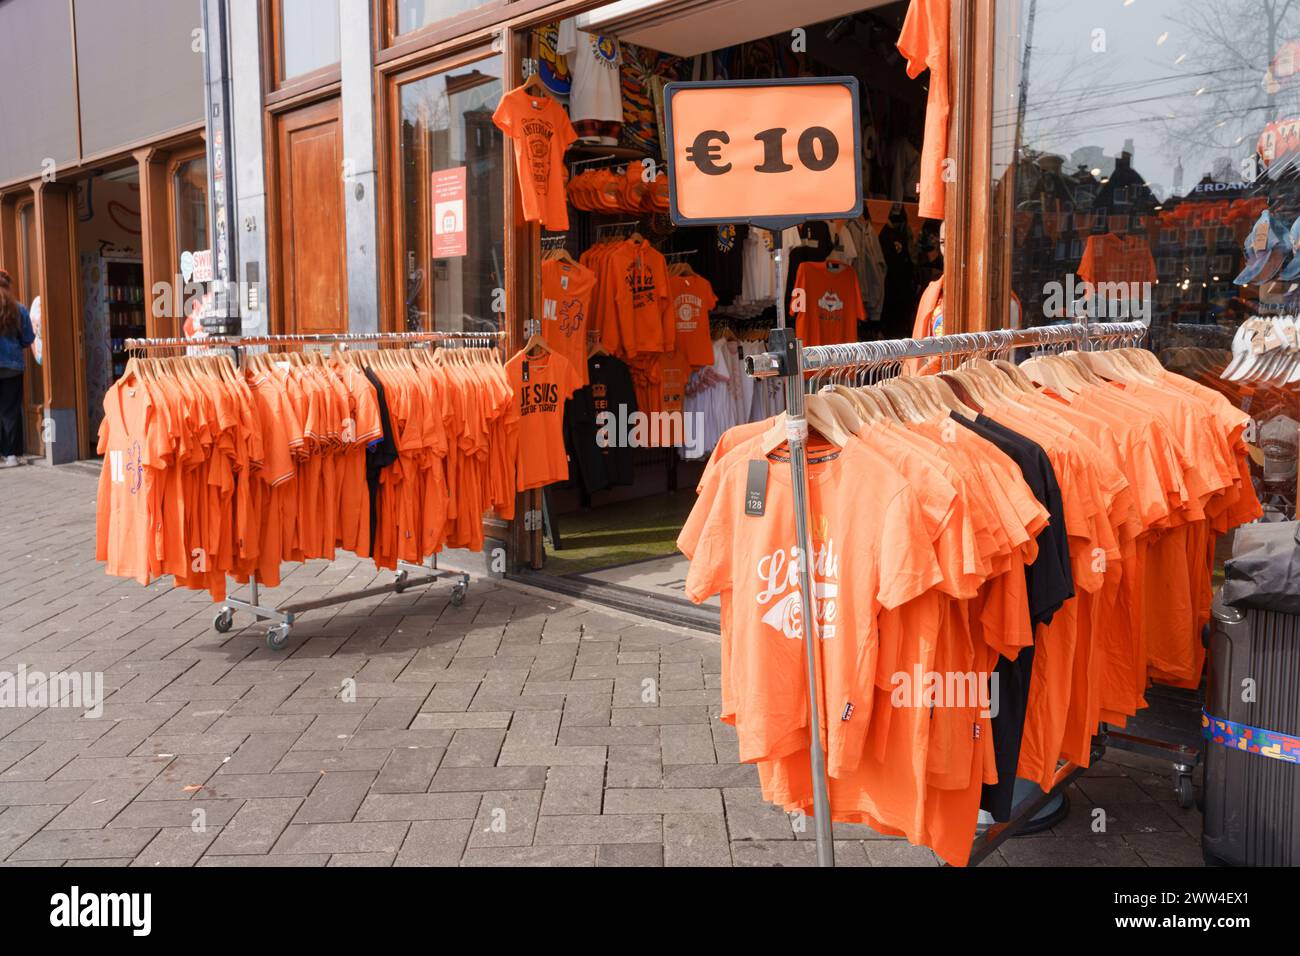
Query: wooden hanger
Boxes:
[
  {"xmin": 817, "ymin": 387, "xmax": 864, "ymax": 435},
  {"xmin": 987, "ymin": 358, "xmax": 1038, "ymax": 392},
  {"xmin": 522, "ymin": 71, "xmax": 549, "ymax": 98},
  {"xmin": 523, "ymin": 330, "xmax": 551, "ymax": 357}
]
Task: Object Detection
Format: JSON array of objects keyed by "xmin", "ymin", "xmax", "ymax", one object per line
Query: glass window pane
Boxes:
[
  {"xmin": 173, "ymin": 156, "xmax": 209, "ymax": 261},
  {"xmin": 993, "ymin": 0, "xmax": 1300, "ymax": 346},
  {"xmin": 397, "ymin": 56, "xmax": 504, "ymax": 333},
  {"xmin": 396, "ymin": 0, "xmax": 490, "ymax": 37},
  {"xmin": 281, "ymin": 0, "xmax": 340, "ymax": 80}
]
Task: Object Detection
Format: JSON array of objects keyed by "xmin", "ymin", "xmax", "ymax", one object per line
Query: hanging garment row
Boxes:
[
  {"xmin": 96, "ymin": 341, "xmax": 517, "ymax": 603},
  {"xmin": 678, "ymin": 334, "xmax": 1260, "ymax": 866}
]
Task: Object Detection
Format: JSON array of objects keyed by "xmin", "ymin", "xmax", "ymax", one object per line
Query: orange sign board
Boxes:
[{"xmin": 663, "ymin": 77, "xmax": 862, "ymax": 228}]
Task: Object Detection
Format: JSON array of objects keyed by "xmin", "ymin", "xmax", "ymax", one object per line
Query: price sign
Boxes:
[{"xmin": 663, "ymin": 77, "xmax": 862, "ymax": 229}]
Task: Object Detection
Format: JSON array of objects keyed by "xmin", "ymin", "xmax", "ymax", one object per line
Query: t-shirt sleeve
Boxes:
[
  {"xmin": 561, "ymin": 356, "xmax": 581, "ymax": 402},
  {"xmin": 877, "ymin": 484, "xmax": 945, "ymax": 609},
  {"xmin": 682, "ymin": 475, "xmax": 735, "ymax": 602},
  {"xmin": 556, "ymin": 104, "xmax": 579, "ymax": 151},
  {"xmin": 896, "ymin": 0, "xmax": 934, "ymax": 78},
  {"xmin": 492, "ymin": 93, "xmax": 517, "ymax": 137},
  {"xmin": 556, "ymin": 17, "xmax": 577, "ymax": 57},
  {"xmin": 1077, "ymin": 237, "xmax": 1097, "ymax": 286}
]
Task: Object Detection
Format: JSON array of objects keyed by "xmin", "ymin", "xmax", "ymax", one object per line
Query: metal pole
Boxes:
[{"xmin": 770, "ymin": 227, "xmax": 835, "ymax": 866}]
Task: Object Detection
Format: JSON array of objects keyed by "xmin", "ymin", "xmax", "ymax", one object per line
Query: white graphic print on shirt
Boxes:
[{"xmin": 754, "ymin": 539, "xmax": 839, "ymax": 640}]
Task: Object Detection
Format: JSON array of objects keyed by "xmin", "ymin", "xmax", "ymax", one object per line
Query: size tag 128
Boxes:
[{"xmin": 744, "ymin": 459, "xmax": 768, "ymax": 517}]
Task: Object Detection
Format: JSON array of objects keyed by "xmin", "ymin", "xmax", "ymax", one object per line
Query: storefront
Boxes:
[
  {"xmin": 188, "ymin": 0, "xmax": 1293, "ymax": 613},
  {"xmin": 0, "ymin": 0, "xmax": 208, "ymax": 463}
]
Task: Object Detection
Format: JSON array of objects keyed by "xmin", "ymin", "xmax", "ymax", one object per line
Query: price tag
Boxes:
[{"xmin": 663, "ymin": 77, "xmax": 862, "ymax": 229}]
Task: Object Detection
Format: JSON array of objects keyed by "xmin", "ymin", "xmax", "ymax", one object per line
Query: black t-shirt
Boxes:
[
  {"xmin": 362, "ymin": 367, "xmax": 399, "ymax": 552},
  {"xmin": 953, "ymin": 412, "xmax": 1074, "ymax": 822},
  {"xmin": 564, "ymin": 354, "xmax": 639, "ymax": 495},
  {"xmin": 698, "ymin": 224, "xmax": 748, "ymax": 308}
]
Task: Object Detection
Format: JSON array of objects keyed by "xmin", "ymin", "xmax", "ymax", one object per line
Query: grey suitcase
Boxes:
[{"xmin": 1202, "ymin": 597, "xmax": 1300, "ymax": 866}]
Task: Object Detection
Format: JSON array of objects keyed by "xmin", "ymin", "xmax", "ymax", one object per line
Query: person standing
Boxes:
[{"xmin": 0, "ymin": 269, "xmax": 35, "ymax": 467}]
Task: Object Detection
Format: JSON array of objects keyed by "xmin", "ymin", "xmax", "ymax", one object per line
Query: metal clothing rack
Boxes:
[
  {"xmin": 742, "ymin": 316, "xmax": 1147, "ymax": 867},
  {"xmin": 124, "ymin": 329, "xmax": 507, "ymax": 650}
]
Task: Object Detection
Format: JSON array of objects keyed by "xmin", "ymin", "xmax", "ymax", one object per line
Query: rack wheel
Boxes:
[
  {"xmin": 1175, "ymin": 771, "xmax": 1194, "ymax": 809},
  {"xmin": 394, "ymin": 569, "xmax": 409, "ymax": 593},
  {"xmin": 213, "ymin": 608, "xmax": 234, "ymax": 633},
  {"xmin": 450, "ymin": 582, "xmax": 467, "ymax": 607},
  {"xmin": 266, "ymin": 623, "xmax": 291, "ymax": 651}
]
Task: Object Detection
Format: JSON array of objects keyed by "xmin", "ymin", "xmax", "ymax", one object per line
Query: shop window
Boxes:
[
  {"xmin": 393, "ymin": 0, "xmax": 496, "ymax": 38},
  {"xmin": 278, "ymin": 0, "xmax": 340, "ymax": 81},
  {"xmin": 992, "ymin": 0, "xmax": 1300, "ymax": 348},
  {"xmin": 172, "ymin": 156, "xmax": 210, "ymax": 265},
  {"xmin": 394, "ymin": 54, "xmax": 504, "ymax": 332}
]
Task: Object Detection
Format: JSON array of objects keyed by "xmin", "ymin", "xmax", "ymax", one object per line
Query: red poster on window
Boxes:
[{"xmin": 432, "ymin": 167, "xmax": 468, "ymax": 258}]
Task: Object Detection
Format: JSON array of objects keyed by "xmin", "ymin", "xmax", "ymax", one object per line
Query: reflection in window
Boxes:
[
  {"xmin": 395, "ymin": 0, "xmax": 488, "ymax": 36},
  {"xmin": 173, "ymin": 157, "xmax": 209, "ymax": 262},
  {"xmin": 281, "ymin": 0, "xmax": 340, "ymax": 80},
  {"xmin": 398, "ymin": 57, "xmax": 504, "ymax": 332},
  {"xmin": 993, "ymin": 0, "xmax": 1300, "ymax": 343}
]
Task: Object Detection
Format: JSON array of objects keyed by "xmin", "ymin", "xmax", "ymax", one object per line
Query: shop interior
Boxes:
[
  {"xmin": 76, "ymin": 166, "xmax": 148, "ymax": 458},
  {"xmin": 526, "ymin": 2, "xmax": 937, "ymax": 604}
]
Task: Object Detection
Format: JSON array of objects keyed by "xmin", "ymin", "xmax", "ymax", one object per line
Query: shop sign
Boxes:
[
  {"xmin": 663, "ymin": 77, "xmax": 862, "ymax": 229},
  {"xmin": 182, "ymin": 249, "xmax": 213, "ymax": 283},
  {"xmin": 431, "ymin": 167, "xmax": 468, "ymax": 258}
]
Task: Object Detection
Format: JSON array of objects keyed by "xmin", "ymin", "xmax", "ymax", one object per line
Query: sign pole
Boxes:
[
  {"xmin": 664, "ymin": 78, "xmax": 863, "ymax": 869},
  {"xmin": 769, "ymin": 227, "xmax": 834, "ymax": 867}
]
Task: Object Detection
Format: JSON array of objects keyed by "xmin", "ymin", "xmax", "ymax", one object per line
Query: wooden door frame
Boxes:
[
  {"xmin": 268, "ymin": 95, "xmax": 348, "ymax": 334},
  {"xmin": 377, "ymin": 38, "xmax": 505, "ymax": 335},
  {"xmin": 7, "ymin": 193, "xmax": 43, "ymax": 457}
]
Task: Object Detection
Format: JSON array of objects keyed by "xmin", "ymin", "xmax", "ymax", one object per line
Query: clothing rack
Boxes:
[
  {"xmin": 594, "ymin": 220, "xmax": 641, "ymax": 235},
  {"xmin": 743, "ymin": 318, "xmax": 1147, "ymax": 867},
  {"xmin": 123, "ymin": 329, "xmax": 507, "ymax": 650}
]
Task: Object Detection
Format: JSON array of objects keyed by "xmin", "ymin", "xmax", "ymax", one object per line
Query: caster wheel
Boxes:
[
  {"xmin": 1175, "ymin": 773, "xmax": 1194, "ymax": 809},
  {"xmin": 394, "ymin": 569, "xmax": 409, "ymax": 593},
  {"xmin": 213, "ymin": 609, "xmax": 234, "ymax": 633},
  {"xmin": 450, "ymin": 584, "xmax": 467, "ymax": 607},
  {"xmin": 266, "ymin": 624, "xmax": 291, "ymax": 651}
]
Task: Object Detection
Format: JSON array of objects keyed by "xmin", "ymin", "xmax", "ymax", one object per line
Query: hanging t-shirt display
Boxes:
[
  {"xmin": 792, "ymin": 261, "xmax": 865, "ymax": 346},
  {"xmin": 506, "ymin": 349, "xmax": 581, "ymax": 491},
  {"xmin": 541, "ymin": 259, "xmax": 598, "ymax": 385},
  {"xmin": 556, "ymin": 18, "xmax": 623, "ymax": 144},
  {"xmin": 698, "ymin": 224, "xmax": 747, "ymax": 307},
  {"xmin": 669, "ymin": 273, "xmax": 719, "ymax": 368},
  {"xmin": 584, "ymin": 352, "xmax": 639, "ymax": 488},
  {"xmin": 492, "ymin": 87, "xmax": 578, "ymax": 231}
]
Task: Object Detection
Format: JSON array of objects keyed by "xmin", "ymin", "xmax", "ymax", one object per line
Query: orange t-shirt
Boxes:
[
  {"xmin": 541, "ymin": 259, "xmax": 598, "ymax": 386},
  {"xmin": 1077, "ymin": 233, "xmax": 1157, "ymax": 286},
  {"xmin": 681, "ymin": 434, "xmax": 943, "ymax": 766},
  {"xmin": 669, "ymin": 273, "xmax": 718, "ymax": 368},
  {"xmin": 96, "ymin": 374, "xmax": 174, "ymax": 585},
  {"xmin": 506, "ymin": 349, "xmax": 581, "ymax": 491},
  {"xmin": 492, "ymin": 87, "xmax": 577, "ymax": 231},
  {"xmin": 793, "ymin": 261, "xmax": 864, "ymax": 346},
  {"xmin": 898, "ymin": 0, "xmax": 950, "ymax": 220}
]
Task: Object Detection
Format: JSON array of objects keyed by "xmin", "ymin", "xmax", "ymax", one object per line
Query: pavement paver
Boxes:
[{"xmin": 0, "ymin": 465, "xmax": 1209, "ymax": 867}]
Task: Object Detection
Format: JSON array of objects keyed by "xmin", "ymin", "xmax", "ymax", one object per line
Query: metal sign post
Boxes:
[{"xmin": 664, "ymin": 78, "xmax": 864, "ymax": 868}]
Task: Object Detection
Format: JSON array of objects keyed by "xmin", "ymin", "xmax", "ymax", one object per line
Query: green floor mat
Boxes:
[{"xmin": 542, "ymin": 489, "xmax": 698, "ymax": 576}]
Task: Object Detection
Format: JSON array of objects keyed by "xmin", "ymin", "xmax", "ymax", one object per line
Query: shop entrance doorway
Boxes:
[
  {"xmin": 273, "ymin": 96, "xmax": 349, "ymax": 334},
  {"xmin": 519, "ymin": 2, "xmax": 934, "ymax": 614}
]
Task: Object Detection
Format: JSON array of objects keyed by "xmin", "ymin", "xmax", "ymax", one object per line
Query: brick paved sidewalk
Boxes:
[{"xmin": 0, "ymin": 465, "xmax": 1206, "ymax": 866}]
